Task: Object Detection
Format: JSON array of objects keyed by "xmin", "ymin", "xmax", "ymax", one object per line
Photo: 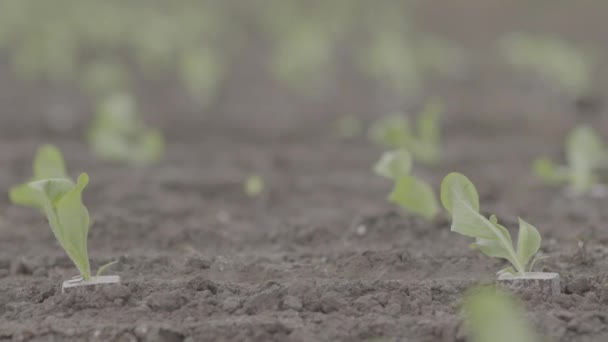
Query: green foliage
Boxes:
[
  {"xmin": 501, "ymin": 33, "xmax": 591, "ymax": 95},
  {"xmin": 534, "ymin": 125, "xmax": 606, "ymax": 194},
  {"xmin": 369, "ymin": 99, "xmax": 443, "ymax": 164},
  {"xmin": 10, "ymin": 144, "xmax": 69, "ymax": 208},
  {"xmin": 88, "ymin": 93, "xmax": 165, "ymax": 164},
  {"xmin": 463, "ymin": 287, "xmax": 540, "ymax": 342},
  {"xmin": 244, "ymin": 175, "xmax": 265, "ymax": 197},
  {"xmin": 441, "ymin": 173, "xmax": 541, "ymax": 275},
  {"xmin": 374, "ymin": 150, "xmax": 439, "ymax": 220}
]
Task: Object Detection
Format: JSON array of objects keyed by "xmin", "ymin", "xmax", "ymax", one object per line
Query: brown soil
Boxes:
[{"xmin": 3, "ymin": 2, "xmax": 608, "ymax": 342}]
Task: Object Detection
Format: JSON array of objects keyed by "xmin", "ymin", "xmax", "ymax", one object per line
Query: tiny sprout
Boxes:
[
  {"xmin": 374, "ymin": 149, "xmax": 439, "ymax": 220},
  {"xmin": 28, "ymin": 174, "xmax": 115, "ymax": 280},
  {"xmin": 245, "ymin": 175, "xmax": 265, "ymax": 197},
  {"xmin": 88, "ymin": 93, "xmax": 165, "ymax": 164},
  {"xmin": 463, "ymin": 287, "xmax": 540, "ymax": 342},
  {"xmin": 441, "ymin": 173, "xmax": 543, "ymax": 276},
  {"xmin": 534, "ymin": 125, "xmax": 605, "ymax": 195},
  {"xmin": 369, "ymin": 99, "xmax": 443, "ymax": 164},
  {"xmin": 10, "ymin": 144, "xmax": 69, "ymax": 208}
]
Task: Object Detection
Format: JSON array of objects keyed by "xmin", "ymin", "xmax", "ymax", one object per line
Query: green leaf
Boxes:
[
  {"xmin": 566, "ymin": 125, "xmax": 604, "ymax": 193},
  {"xmin": 389, "ymin": 175, "xmax": 439, "ymax": 220},
  {"xmin": 516, "ymin": 218, "xmax": 541, "ymax": 267},
  {"xmin": 9, "ymin": 144, "xmax": 69, "ymax": 208},
  {"xmin": 414, "ymin": 99, "xmax": 442, "ymax": 163},
  {"xmin": 368, "ymin": 114, "xmax": 411, "ymax": 148},
  {"xmin": 374, "ymin": 149, "xmax": 412, "ymax": 180},
  {"xmin": 463, "ymin": 288, "xmax": 540, "ymax": 342},
  {"xmin": 440, "ymin": 172, "xmax": 479, "ymax": 215},
  {"xmin": 28, "ymin": 174, "xmax": 92, "ymax": 280},
  {"xmin": 33, "ymin": 144, "xmax": 67, "ymax": 179},
  {"xmin": 533, "ymin": 158, "xmax": 569, "ymax": 184},
  {"xmin": 441, "ymin": 173, "xmax": 525, "ymax": 274},
  {"xmin": 245, "ymin": 175, "xmax": 265, "ymax": 197}
]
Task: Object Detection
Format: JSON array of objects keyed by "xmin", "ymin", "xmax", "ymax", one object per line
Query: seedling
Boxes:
[
  {"xmin": 374, "ymin": 149, "xmax": 439, "ymax": 220},
  {"xmin": 441, "ymin": 173, "xmax": 543, "ymax": 276},
  {"xmin": 534, "ymin": 125, "xmax": 606, "ymax": 195},
  {"xmin": 244, "ymin": 175, "xmax": 265, "ymax": 197},
  {"xmin": 10, "ymin": 144, "xmax": 69, "ymax": 208},
  {"xmin": 26, "ymin": 174, "xmax": 118, "ymax": 287},
  {"xmin": 463, "ymin": 287, "xmax": 540, "ymax": 342},
  {"xmin": 88, "ymin": 93, "xmax": 165, "ymax": 164},
  {"xmin": 369, "ymin": 99, "xmax": 443, "ymax": 164},
  {"xmin": 500, "ymin": 33, "xmax": 591, "ymax": 96}
]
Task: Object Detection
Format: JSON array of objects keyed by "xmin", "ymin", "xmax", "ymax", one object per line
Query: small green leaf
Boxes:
[
  {"xmin": 9, "ymin": 144, "xmax": 69, "ymax": 208},
  {"xmin": 374, "ymin": 149, "xmax": 412, "ymax": 180},
  {"xmin": 463, "ymin": 288, "xmax": 540, "ymax": 342},
  {"xmin": 516, "ymin": 218, "xmax": 541, "ymax": 267},
  {"xmin": 440, "ymin": 172, "xmax": 479, "ymax": 215},
  {"xmin": 566, "ymin": 125, "xmax": 604, "ymax": 193},
  {"xmin": 389, "ymin": 175, "xmax": 439, "ymax": 220},
  {"xmin": 368, "ymin": 114, "xmax": 411, "ymax": 148},
  {"xmin": 33, "ymin": 144, "xmax": 67, "ymax": 179},
  {"xmin": 245, "ymin": 175, "xmax": 265, "ymax": 197},
  {"xmin": 533, "ymin": 158, "xmax": 569, "ymax": 184},
  {"xmin": 97, "ymin": 260, "xmax": 118, "ymax": 277}
]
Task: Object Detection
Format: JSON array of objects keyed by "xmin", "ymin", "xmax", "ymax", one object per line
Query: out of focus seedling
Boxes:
[
  {"xmin": 534, "ymin": 125, "xmax": 606, "ymax": 195},
  {"xmin": 244, "ymin": 175, "xmax": 265, "ymax": 197},
  {"xmin": 88, "ymin": 93, "xmax": 165, "ymax": 164},
  {"xmin": 463, "ymin": 287, "xmax": 540, "ymax": 342},
  {"xmin": 374, "ymin": 149, "xmax": 439, "ymax": 220},
  {"xmin": 501, "ymin": 33, "xmax": 591, "ymax": 96},
  {"xmin": 369, "ymin": 99, "xmax": 443, "ymax": 164},
  {"xmin": 27, "ymin": 174, "xmax": 118, "ymax": 286},
  {"xmin": 10, "ymin": 144, "xmax": 69, "ymax": 208},
  {"xmin": 441, "ymin": 173, "xmax": 542, "ymax": 276}
]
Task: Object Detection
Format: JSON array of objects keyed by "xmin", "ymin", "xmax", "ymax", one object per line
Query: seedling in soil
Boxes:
[
  {"xmin": 534, "ymin": 125, "xmax": 606, "ymax": 196},
  {"xmin": 10, "ymin": 144, "xmax": 69, "ymax": 208},
  {"xmin": 441, "ymin": 173, "xmax": 544, "ymax": 276},
  {"xmin": 244, "ymin": 175, "xmax": 265, "ymax": 197},
  {"xmin": 369, "ymin": 99, "xmax": 443, "ymax": 164},
  {"xmin": 88, "ymin": 93, "xmax": 165, "ymax": 164},
  {"xmin": 463, "ymin": 287, "xmax": 540, "ymax": 342},
  {"xmin": 26, "ymin": 174, "xmax": 119, "ymax": 291},
  {"xmin": 374, "ymin": 149, "xmax": 439, "ymax": 220}
]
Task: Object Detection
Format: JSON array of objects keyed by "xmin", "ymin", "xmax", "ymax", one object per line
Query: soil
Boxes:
[{"xmin": 3, "ymin": 1, "xmax": 608, "ymax": 342}]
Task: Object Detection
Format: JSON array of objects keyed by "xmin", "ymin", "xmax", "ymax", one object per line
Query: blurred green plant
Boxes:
[
  {"xmin": 534, "ymin": 125, "xmax": 606, "ymax": 195},
  {"xmin": 374, "ymin": 149, "xmax": 439, "ymax": 220},
  {"xmin": 10, "ymin": 144, "xmax": 69, "ymax": 208},
  {"xmin": 463, "ymin": 287, "xmax": 540, "ymax": 342},
  {"xmin": 369, "ymin": 99, "xmax": 444, "ymax": 164},
  {"xmin": 500, "ymin": 33, "xmax": 592, "ymax": 95},
  {"xmin": 88, "ymin": 93, "xmax": 165, "ymax": 164},
  {"xmin": 244, "ymin": 175, "xmax": 265, "ymax": 197},
  {"xmin": 335, "ymin": 115, "xmax": 363, "ymax": 140}
]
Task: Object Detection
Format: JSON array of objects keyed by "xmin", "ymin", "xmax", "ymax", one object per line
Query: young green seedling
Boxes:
[
  {"xmin": 27, "ymin": 173, "xmax": 116, "ymax": 283},
  {"xmin": 244, "ymin": 175, "xmax": 265, "ymax": 197},
  {"xmin": 374, "ymin": 149, "xmax": 439, "ymax": 220},
  {"xmin": 10, "ymin": 144, "xmax": 69, "ymax": 208},
  {"xmin": 463, "ymin": 287, "xmax": 540, "ymax": 342},
  {"xmin": 369, "ymin": 99, "xmax": 443, "ymax": 164},
  {"xmin": 534, "ymin": 125, "xmax": 606, "ymax": 195},
  {"xmin": 441, "ymin": 173, "xmax": 542, "ymax": 276}
]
